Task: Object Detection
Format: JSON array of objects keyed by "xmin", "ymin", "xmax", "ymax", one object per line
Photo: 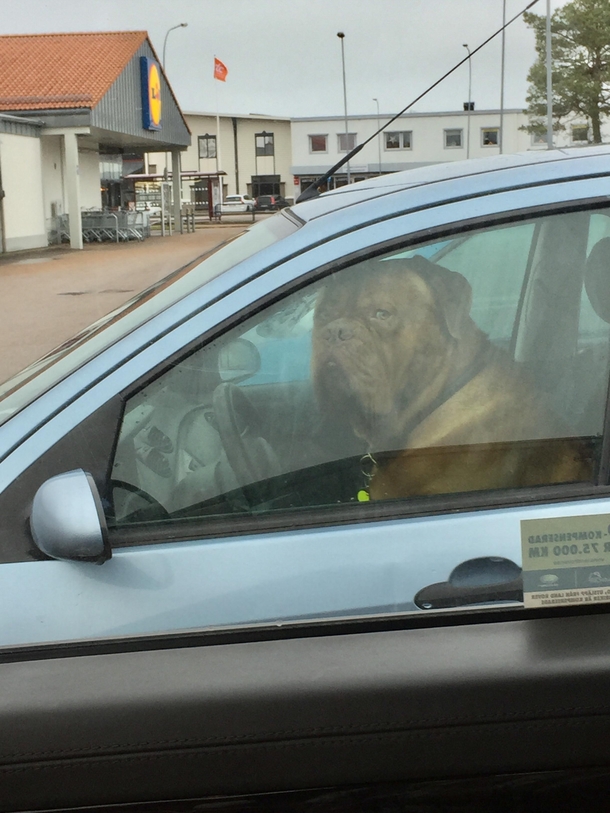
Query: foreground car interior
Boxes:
[{"xmin": 3, "ymin": 609, "xmax": 610, "ymax": 811}]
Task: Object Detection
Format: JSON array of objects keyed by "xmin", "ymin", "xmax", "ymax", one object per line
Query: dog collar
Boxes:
[
  {"xmin": 357, "ymin": 452, "xmax": 377, "ymax": 501},
  {"xmin": 357, "ymin": 344, "xmax": 494, "ymax": 501},
  {"xmin": 398, "ymin": 343, "xmax": 493, "ymax": 443}
]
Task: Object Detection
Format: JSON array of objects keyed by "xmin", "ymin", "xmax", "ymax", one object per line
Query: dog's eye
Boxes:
[{"xmin": 374, "ymin": 309, "xmax": 391, "ymax": 321}]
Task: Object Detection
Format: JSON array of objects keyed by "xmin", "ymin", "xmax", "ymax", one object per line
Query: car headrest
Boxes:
[{"xmin": 585, "ymin": 237, "xmax": 610, "ymax": 323}]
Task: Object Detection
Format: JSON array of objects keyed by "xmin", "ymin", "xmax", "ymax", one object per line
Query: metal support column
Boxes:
[
  {"xmin": 63, "ymin": 131, "xmax": 83, "ymax": 250},
  {"xmin": 171, "ymin": 149, "xmax": 183, "ymax": 234}
]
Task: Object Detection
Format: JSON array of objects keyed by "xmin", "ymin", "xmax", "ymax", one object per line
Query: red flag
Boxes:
[{"xmin": 213, "ymin": 57, "xmax": 228, "ymax": 82}]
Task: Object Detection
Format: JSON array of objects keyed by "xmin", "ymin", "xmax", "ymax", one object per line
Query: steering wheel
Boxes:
[
  {"xmin": 212, "ymin": 382, "xmax": 281, "ymax": 488},
  {"xmin": 108, "ymin": 479, "xmax": 171, "ymax": 524}
]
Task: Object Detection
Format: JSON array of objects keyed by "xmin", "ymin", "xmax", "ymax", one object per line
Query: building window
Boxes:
[
  {"xmin": 251, "ymin": 174, "xmax": 281, "ymax": 198},
  {"xmin": 444, "ymin": 129, "xmax": 463, "ymax": 148},
  {"xmin": 255, "ymin": 132, "xmax": 274, "ymax": 156},
  {"xmin": 309, "ymin": 134, "xmax": 328, "ymax": 153},
  {"xmin": 482, "ymin": 128, "xmax": 499, "ymax": 146},
  {"xmin": 198, "ymin": 135, "xmax": 217, "ymax": 159},
  {"xmin": 337, "ymin": 133, "xmax": 357, "ymax": 152},
  {"xmin": 572, "ymin": 125, "xmax": 589, "ymax": 143},
  {"xmin": 385, "ymin": 131, "xmax": 412, "ymax": 150},
  {"xmin": 531, "ymin": 131, "xmax": 548, "ymax": 146}
]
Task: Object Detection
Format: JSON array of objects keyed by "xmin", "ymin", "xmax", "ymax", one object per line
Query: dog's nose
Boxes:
[{"xmin": 325, "ymin": 319, "xmax": 354, "ymax": 342}]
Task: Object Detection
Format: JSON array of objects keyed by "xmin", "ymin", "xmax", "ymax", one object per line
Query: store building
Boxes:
[{"xmin": 0, "ymin": 31, "xmax": 191, "ymax": 251}]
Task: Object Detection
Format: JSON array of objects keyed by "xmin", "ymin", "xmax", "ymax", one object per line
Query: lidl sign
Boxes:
[{"xmin": 140, "ymin": 57, "xmax": 162, "ymax": 131}]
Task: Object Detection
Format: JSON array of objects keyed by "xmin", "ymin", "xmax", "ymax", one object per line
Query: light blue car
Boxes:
[{"xmin": 3, "ymin": 145, "xmax": 610, "ymax": 648}]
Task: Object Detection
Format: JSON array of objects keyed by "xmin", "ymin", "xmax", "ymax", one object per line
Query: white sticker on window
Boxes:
[{"xmin": 521, "ymin": 514, "xmax": 610, "ymax": 608}]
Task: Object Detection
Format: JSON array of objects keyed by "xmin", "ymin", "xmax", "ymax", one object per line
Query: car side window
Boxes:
[
  {"xmin": 109, "ymin": 208, "xmax": 609, "ymax": 531},
  {"xmin": 430, "ymin": 222, "xmax": 536, "ymax": 344}
]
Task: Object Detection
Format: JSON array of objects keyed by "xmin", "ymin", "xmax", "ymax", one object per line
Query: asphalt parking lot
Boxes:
[{"xmin": 0, "ymin": 224, "xmax": 246, "ymax": 384}]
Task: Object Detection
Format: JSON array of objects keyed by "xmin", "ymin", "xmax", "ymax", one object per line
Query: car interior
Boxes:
[{"xmin": 108, "ymin": 205, "xmax": 610, "ymax": 531}]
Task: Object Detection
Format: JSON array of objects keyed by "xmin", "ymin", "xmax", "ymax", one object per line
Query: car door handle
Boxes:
[{"xmin": 414, "ymin": 556, "xmax": 522, "ymax": 610}]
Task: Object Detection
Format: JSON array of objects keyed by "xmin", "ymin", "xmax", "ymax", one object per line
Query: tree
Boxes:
[{"xmin": 523, "ymin": 0, "xmax": 610, "ymax": 144}]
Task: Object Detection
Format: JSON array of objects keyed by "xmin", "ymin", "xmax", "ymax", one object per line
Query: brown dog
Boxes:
[{"xmin": 311, "ymin": 255, "xmax": 593, "ymax": 499}]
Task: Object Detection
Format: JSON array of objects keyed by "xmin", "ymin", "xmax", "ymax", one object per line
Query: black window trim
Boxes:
[
  {"xmin": 198, "ymin": 134, "xmax": 217, "ymax": 159},
  {"xmin": 110, "ymin": 480, "xmax": 610, "ymax": 552},
  {"xmin": 255, "ymin": 132, "xmax": 275, "ymax": 157}
]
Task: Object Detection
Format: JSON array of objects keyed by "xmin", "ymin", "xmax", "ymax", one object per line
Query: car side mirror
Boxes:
[{"xmin": 29, "ymin": 469, "xmax": 111, "ymax": 564}]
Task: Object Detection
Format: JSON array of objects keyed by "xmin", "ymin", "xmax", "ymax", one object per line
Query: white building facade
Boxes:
[
  {"xmin": 290, "ymin": 109, "xmax": 599, "ymax": 196},
  {"xmin": 147, "ymin": 113, "xmax": 293, "ymax": 205},
  {"xmin": 0, "ymin": 115, "xmax": 47, "ymax": 253}
]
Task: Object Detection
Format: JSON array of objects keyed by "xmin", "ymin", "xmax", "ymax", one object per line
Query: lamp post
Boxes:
[
  {"xmin": 373, "ymin": 97, "xmax": 381, "ymax": 175},
  {"xmin": 162, "ymin": 22, "xmax": 188, "ymax": 68},
  {"xmin": 546, "ymin": 0, "xmax": 553, "ymax": 148},
  {"xmin": 337, "ymin": 32, "xmax": 350, "ymax": 185},
  {"xmin": 161, "ymin": 23, "xmax": 187, "ymax": 217},
  {"xmin": 499, "ymin": 0, "xmax": 506, "ymax": 153},
  {"xmin": 463, "ymin": 43, "xmax": 472, "ymax": 159}
]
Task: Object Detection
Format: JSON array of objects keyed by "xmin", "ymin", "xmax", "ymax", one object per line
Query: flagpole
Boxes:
[{"xmin": 214, "ymin": 56, "xmax": 224, "ymax": 203}]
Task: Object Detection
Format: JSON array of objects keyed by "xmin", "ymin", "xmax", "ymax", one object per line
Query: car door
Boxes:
[{"xmin": 2, "ymin": 184, "xmax": 610, "ymax": 647}]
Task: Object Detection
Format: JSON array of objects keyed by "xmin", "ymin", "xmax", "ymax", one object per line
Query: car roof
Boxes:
[{"xmin": 293, "ymin": 145, "xmax": 610, "ymax": 223}]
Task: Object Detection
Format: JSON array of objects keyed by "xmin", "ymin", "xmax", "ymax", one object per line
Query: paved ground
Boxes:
[{"xmin": 0, "ymin": 223, "xmax": 247, "ymax": 383}]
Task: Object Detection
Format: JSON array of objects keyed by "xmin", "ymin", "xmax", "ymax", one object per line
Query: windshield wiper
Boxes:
[{"xmin": 296, "ymin": 0, "xmax": 541, "ymax": 203}]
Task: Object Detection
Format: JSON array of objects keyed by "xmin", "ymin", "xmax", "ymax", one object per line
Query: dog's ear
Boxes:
[{"xmin": 405, "ymin": 255, "xmax": 473, "ymax": 339}]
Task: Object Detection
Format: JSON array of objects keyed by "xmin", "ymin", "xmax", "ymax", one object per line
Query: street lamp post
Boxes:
[
  {"xmin": 337, "ymin": 32, "xmax": 350, "ymax": 185},
  {"xmin": 546, "ymin": 0, "xmax": 553, "ymax": 149},
  {"xmin": 499, "ymin": 0, "xmax": 506, "ymax": 153},
  {"xmin": 161, "ymin": 22, "xmax": 188, "ymax": 223},
  {"xmin": 463, "ymin": 43, "xmax": 472, "ymax": 159},
  {"xmin": 162, "ymin": 22, "xmax": 188, "ymax": 68},
  {"xmin": 373, "ymin": 97, "xmax": 381, "ymax": 175}
]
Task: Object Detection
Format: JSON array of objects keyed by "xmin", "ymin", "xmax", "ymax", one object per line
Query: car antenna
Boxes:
[{"xmin": 296, "ymin": 0, "xmax": 541, "ymax": 203}]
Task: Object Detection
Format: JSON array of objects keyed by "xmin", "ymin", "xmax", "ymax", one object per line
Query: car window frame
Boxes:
[
  {"xmin": 3, "ymin": 190, "xmax": 610, "ymax": 566},
  {"xmin": 107, "ymin": 200, "xmax": 610, "ymax": 548}
]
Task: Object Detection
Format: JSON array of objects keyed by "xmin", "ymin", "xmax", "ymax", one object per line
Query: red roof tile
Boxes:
[{"xmin": 0, "ymin": 31, "xmax": 148, "ymax": 111}]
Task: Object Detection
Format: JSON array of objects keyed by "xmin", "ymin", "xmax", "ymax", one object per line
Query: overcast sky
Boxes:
[{"xmin": 0, "ymin": 0, "xmax": 569, "ymax": 119}]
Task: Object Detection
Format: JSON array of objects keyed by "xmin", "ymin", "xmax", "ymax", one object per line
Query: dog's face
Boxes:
[{"xmin": 311, "ymin": 255, "xmax": 475, "ymax": 446}]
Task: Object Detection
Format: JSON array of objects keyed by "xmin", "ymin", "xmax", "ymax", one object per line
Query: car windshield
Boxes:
[{"xmin": 0, "ymin": 212, "xmax": 300, "ymax": 425}]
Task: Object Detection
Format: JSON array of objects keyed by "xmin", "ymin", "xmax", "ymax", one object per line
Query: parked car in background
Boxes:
[
  {"xmin": 255, "ymin": 194, "xmax": 289, "ymax": 211},
  {"xmin": 135, "ymin": 201, "xmax": 162, "ymax": 211},
  {"xmin": 215, "ymin": 194, "xmax": 255, "ymax": 214}
]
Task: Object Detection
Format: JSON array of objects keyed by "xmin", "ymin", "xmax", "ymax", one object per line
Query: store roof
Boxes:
[{"xmin": 0, "ymin": 31, "xmax": 148, "ymax": 111}]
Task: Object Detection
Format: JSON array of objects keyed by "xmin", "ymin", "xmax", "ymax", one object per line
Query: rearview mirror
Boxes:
[
  {"xmin": 218, "ymin": 338, "xmax": 260, "ymax": 382},
  {"xmin": 29, "ymin": 469, "xmax": 111, "ymax": 564}
]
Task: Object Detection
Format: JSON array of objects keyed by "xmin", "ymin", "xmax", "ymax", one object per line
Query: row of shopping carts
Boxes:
[{"xmin": 54, "ymin": 211, "xmax": 151, "ymax": 244}]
